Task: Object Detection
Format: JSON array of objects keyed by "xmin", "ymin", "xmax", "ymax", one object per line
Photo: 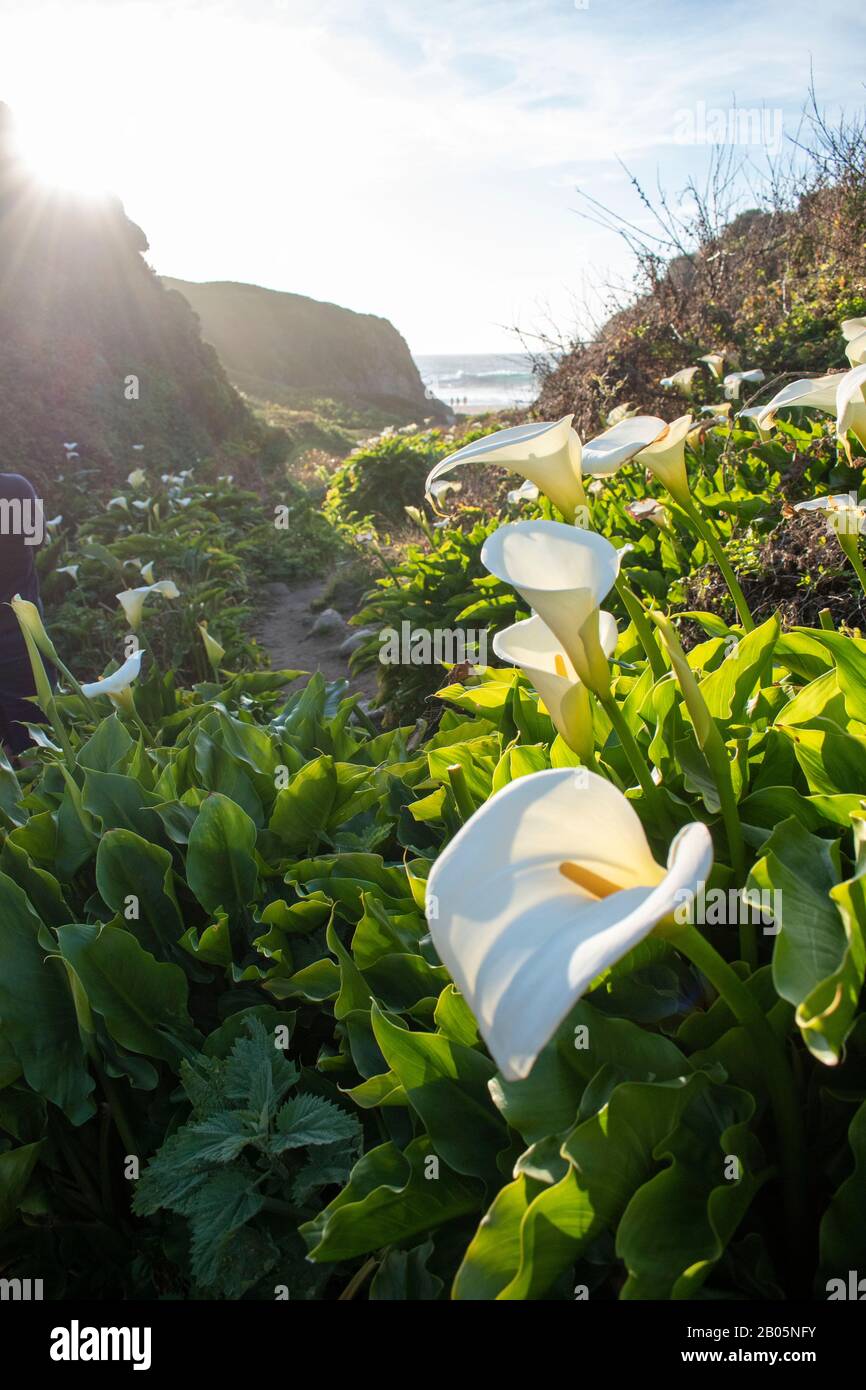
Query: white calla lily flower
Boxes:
[
  {"xmin": 836, "ymin": 364, "xmax": 866, "ymax": 457},
  {"xmin": 425, "ymin": 416, "xmax": 585, "ymax": 521},
  {"xmin": 80, "ymin": 650, "xmax": 145, "ymax": 700},
  {"xmin": 428, "ymin": 478, "xmax": 463, "ymax": 505},
  {"xmin": 506, "ymin": 479, "xmax": 540, "ymax": 505},
  {"xmin": 737, "ymin": 406, "xmax": 774, "ymax": 440},
  {"xmin": 755, "ymin": 372, "xmax": 845, "ymax": 428},
  {"xmin": 57, "ymin": 564, "xmax": 80, "ymax": 580},
  {"xmin": 634, "ymin": 414, "xmax": 693, "ymax": 506},
  {"xmin": 127, "ymin": 468, "xmax": 146, "ymax": 489},
  {"xmin": 492, "ymin": 611, "xmax": 617, "ymax": 756},
  {"xmin": 116, "ymin": 580, "xmax": 180, "ymax": 631},
  {"xmin": 794, "ymin": 492, "xmax": 866, "ymax": 536},
  {"xmin": 480, "ymin": 521, "xmax": 621, "ymax": 683},
  {"xmin": 723, "ymin": 369, "xmax": 765, "ymax": 401},
  {"xmin": 581, "ymin": 415, "xmax": 667, "ymax": 476},
  {"xmin": 661, "ymin": 367, "xmax": 701, "ymax": 394},
  {"xmin": 756, "ymin": 366, "xmax": 866, "ymax": 460},
  {"xmin": 842, "ymin": 317, "xmax": 866, "ymax": 367},
  {"xmin": 107, "ymin": 496, "xmax": 129, "ymax": 511},
  {"xmin": 627, "ymin": 498, "xmax": 669, "ymax": 528},
  {"xmin": 139, "ymin": 561, "xmax": 156, "ymax": 584},
  {"xmin": 425, "ymin": 767, "xmax": 713, "ymax": 1080},
  {"xmin": 698, "ymin": 353, "xmax": 726, "ymax": 381}
]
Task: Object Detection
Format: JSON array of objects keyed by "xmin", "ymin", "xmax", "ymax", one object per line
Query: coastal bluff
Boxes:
[{"xmin": 163, "ymin": 278, "xmax": 451, "ymax": 425}]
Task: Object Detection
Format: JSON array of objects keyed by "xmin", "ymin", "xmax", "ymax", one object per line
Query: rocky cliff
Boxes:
[
  {"xmin": 162, "ymin": 278, "xmax": 450, "ymax": 424},
  {"xmin": 0, "ymin": 103, "xmax": 278, "ymax": 490}
]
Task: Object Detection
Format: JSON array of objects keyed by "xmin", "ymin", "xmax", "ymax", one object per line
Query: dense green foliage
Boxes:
[
  {"xmin": 38, "ymin": 465, "xmax": 344, "ymax": 685},
  {"xmin": 2, "ymin": 395, "xmax": 866, "ymax": 1300}
]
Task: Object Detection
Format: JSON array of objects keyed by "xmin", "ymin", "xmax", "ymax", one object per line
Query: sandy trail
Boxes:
[{"xmin": 253, "ymin": 580, "xmax": 379, "ymax": 703}]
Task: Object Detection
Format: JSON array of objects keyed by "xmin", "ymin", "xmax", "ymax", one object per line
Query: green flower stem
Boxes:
[
  {"xmin": 675, "ymin": 924, "xmax": 808, "ymax": 1285},
  {"xmin": 818, "ymin": 607, "xmax": 836, "ymax": 631},
  {"xmin": 681, "ymin": 496, "xmax": 754, "ymax": 632},
  {"xmin": 614, "ymin": 575, "xmax": 667, "ymax": 681},
  {"xmin": 650, "ymin": 611, "xmax": 752, "ymax": 961},
  {"xmin": 597, "ymin": 691, "xmax": 665, "ymax": 815},
  {"xmin": 702, "ymin": 733, "xmax": 754, "ymax": 968}
]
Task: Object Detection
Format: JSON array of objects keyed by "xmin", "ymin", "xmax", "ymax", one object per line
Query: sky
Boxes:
[{"xmin": 0, "ymin": 0, "xmax": 864, "ymax": 353}]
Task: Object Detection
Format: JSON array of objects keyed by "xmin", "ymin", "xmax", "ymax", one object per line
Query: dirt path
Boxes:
[{"xmin": 254, "ymin": 579, "xmax": 379, "ymax": 703}]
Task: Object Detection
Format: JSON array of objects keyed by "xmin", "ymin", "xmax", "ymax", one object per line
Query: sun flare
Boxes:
[{"xmin": 12, "ymin": 112, "xmax": 115, "ymax": 197}]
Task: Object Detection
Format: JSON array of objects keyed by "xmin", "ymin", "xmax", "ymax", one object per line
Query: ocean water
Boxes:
[{"xmin": 414, "ymin": 352, "xmax": 538, "ymax": 415}]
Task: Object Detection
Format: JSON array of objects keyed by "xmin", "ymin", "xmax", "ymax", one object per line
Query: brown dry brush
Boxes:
[{"xmin": 533, "ymin": 85, "xmax": 866, "ymax": 436}]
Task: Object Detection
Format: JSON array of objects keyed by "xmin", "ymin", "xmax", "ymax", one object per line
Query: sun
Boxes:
[{"xmin": 12, "ymin": 110, "xmax": 116, "ymax": 198}]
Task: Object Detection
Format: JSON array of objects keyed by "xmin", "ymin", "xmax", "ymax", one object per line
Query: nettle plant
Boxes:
[{"xmin": 1, "ymin": 322, "xmax": 866, "ymax": 1302}]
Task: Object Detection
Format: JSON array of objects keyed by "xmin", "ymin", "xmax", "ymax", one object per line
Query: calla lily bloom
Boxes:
[
  {"xmin": 480, "ymin": 521, "xmax": 620, "ymax": 686},
  {"xmin": 756, "ymin": 366, "xmax": 866, "ymax": 460},
  {"xmin": 127, "ymin": 468, "xmax": 147, "ymax": 489},
  {"xmin": 634, "ymin": 414, "xmax": 693, "ymax": 506},
  {"xmin": 506, "ymin": 479, "xmax": 540, "ymax": 505},
  {"xmin": 80, "ymin": 650, "xmax": 145, "ymax": 700},
  {"xmin": 198, "ymin": 622, "xmax": 226, "ymax": 671},
  {"xmin": 627, "ymin": 497, "xmax": 670, "ymax": 528},
  {"xmin": 755, "ymin": 372, "xmax": 845, "ymax": 427},
  {"xmin": 836, "ymin": 364, "xmax": 866, "ymax": 458},
  {"xmin": 116, "ymin": 580, "xmax": 180, "ymax": 631},
  {"xmin": 428, "ymin": 478, "xmax": 462, "ymax": 506},
  {"xmin": 698, "ymin": 353, "xmax": 726, "ymax": 381},
  {"xmin": 57, "ymin": 564, "xmax": 80, "ymax": 580},
  {"xmin": 723, "ymin": 369, "xmax": 765, "ymax": 401},
  {"xmin": 794, "ymin": 491, "xmax": 866, "ymax": 592},
  {"xmin": 425, "ymin": 416, "xmax": 586, "ymax": 521},
  {"xmin": 842, "ymin": 317, "xmax": 866, "ymax": 367},
  {"xmin": 737, "ymin": 406, "xmax": 773, "ymax": 440},
  {"xmin": 794, "ymin": 493, "xmax": 866, "ymax": 536},
  {"xmin": 661, "ymin": 367, "xmax": 701, "ymax": 394},
  {"xmin": 581, "ymin": 415, "xmax": 668, "ymax": 476},
  {"xmin": 139, "ymin": 561, "xmax": 156, "ymax": 584},
  {"xmin": 425, "ymin": 767, "xmax": 713, "ymax": 1080},
  {"xmin": 492, "ymin": 611, "xmax": 617, "ymax": 757}
]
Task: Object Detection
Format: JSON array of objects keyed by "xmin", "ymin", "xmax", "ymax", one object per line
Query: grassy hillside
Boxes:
[
  {"xmin": 163, "ymin": 277, "xmax": 451, "ymax": 428},
  {"xmin": 538, "ymin": 116, "xmax": 866, "ymax": 432}
]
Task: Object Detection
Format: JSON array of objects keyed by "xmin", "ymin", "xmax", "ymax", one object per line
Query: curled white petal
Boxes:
[
  {"xmin": 581, "ymin": 415, "xmax": 667, "ymax": 476},
  {"xmin": 756, "ymin": 372, "xmax": 844, "ymax": 429},
  {"xmin": 425, "ymin": 416, "xmax": 584, "ymax": 520},
  {"xmin": 481, "ymin": 521, "xmax": 620, "ymax": 673},
  {"xmin": 426, "ymin": 768, "xmax": 713, "ymax": 1079},
  {"xmin": 80, "ymin": 650, "xmax": 145, "ymax": 698}
]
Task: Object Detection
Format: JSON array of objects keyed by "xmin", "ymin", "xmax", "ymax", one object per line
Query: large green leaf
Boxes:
[
  {"xmin": 699, "ymin": 614, "xmax": 779, "ymax": 725},
  {"xmin": 371, "ymin": 1004, "xmax": 506, "ymax": 1183},
  {"xmin": 0, "ymin": 1140, "xmax": 44, "ymax": 1230},
  {"xmin": 820, "ymin": 1098, "xmax": 866, "ymax": 1282},
  {"xmin": 57, "ymin": 924, "xmax": 198, "ymax": 1064},
  {"xmin": 186, "ymin": 793, "xmax": 258, "ymax": 914},
  {"xmin": 301, "ymin": 1136, "xmax": 482, "ymax": 1262},
  {"xmin": 749, "ymin": 817, "xmax": 863, "ymax": 1063},
  {"xmin": 0, "ymin": 874, "xmax": 94, "ymax": 1123},
  {"xmin": 96, "ymin": 829, "xmax": 185, "ymax": 962}
]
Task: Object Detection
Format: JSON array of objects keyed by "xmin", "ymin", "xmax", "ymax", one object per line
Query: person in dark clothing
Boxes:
[{"xmin": 0, "ymin": 472, "xmax": 49, "ymax": 755}]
